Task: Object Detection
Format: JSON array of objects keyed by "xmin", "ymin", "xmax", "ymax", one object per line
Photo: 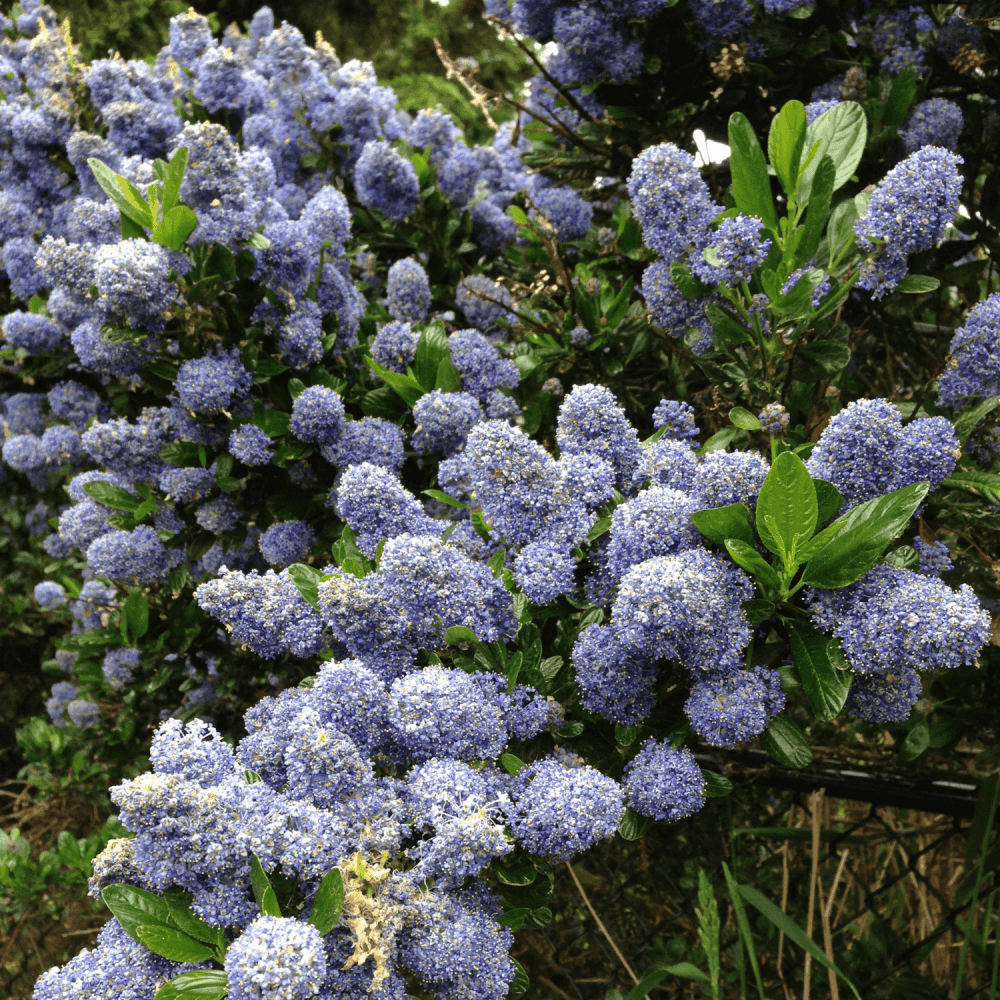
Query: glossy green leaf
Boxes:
[
  {"xmin": 500, "ymin": 752, "xmax": 525, "ymax": 776},
  {"xmin": 309, "ymin": 867, "xmax": 345, "ymax": 935},
  {"xmin": 900, "ymin": 717, "xmax": 930, "ymax": 760},
  {"xmin": 813, "ymin": 479, "xmax": 844, "ymax": 524},
  {"xmin": 761, "ymin": 715, "xmax": 813, "ymax": 769},
  {"xmin": 422, "ymin": 489, "xmax": 467, "ymax": 509},
  {"xmin": 135, "ymin": 925, "xmax": 215, "ymax": 964},
  {"xmin": 123, "ymin": 590, "xmax": 149, "ymax": 643},
  {"xmin": 121, "ymin": 214, "xmax": 148, "ymax": 240},
  {"xmin": 768, "ymin": 100, "xmax": 806, "ymax": 197},
  {"xmin": 793, "ymin": 156, "xmax": 835, "ymax": 270},
  {"xmin": 883, "ymin": 63, "xmax": 917, "ymax": 129},
  {"xmin": 800, "ymin": 481, "xmax": 929, "ymax": 588},
  {"xmin": 728, "ymin": 112, "xmax": 778, "ymax": 231},
  {"xmin": 365, "ymin": 355, "xmax": 425, "ymax": 406},
  {"xmin": 154, "ymin": 970, "xmax": 228, "ymax": 1000},
  {"xmin": 101, "ymin": 884, "xmax": 178, "ymax": 943},
  {"xmin": 703, "ymin": 771, "xmax": 733, "ymax": 798},
  {"xmin": 244, "ymin": 231, "xmax": 270, "ymax": 249},
  {"xmin": 826, "ymin": 197, "xmax": 860, "ymax": 267},
  {"xmin": 89, "ymin": 158, "xmax": 154, "ymax": 227},
  {"xmin": 160, "ymin": 145, "xmax": 189, "ymax": 214},
  {"xmin": 797, "ymin": 102, "xmax": 866, "ymax": 205},
  {"xmin": 953, "ymin": 395, "xmax": 1000, "ymax": 445},
  {"xmin": 724, "ymin": 539, "xmax": 782, "ymax": 592},
  {"xmin": 493, "ymin": 857, "xmax": 538, "ymax": 886},
  {"xmin": 755, "ymin": 452, "xmax": 817, "ymax": 563},
  {"xmin": 250, "ymin": 854, "xmax": 282, "ymax": 917},
  {"xmin": 618, "ymin": 806, "xmax": 652, "ymax": 841},
  {"xmin": 161, "ymin": 888, "xmax": 226, "ymax": 949},
  {"xmin": 705, "ymin": 302, "xmax": 753, "ymax": 347},
  {"xmin": 413, "ymin": 323, "xmax": 449, "ymax": 392},
  {"xmin": 742, "ymin": 598, "xmax": 776, "ymax": 625},
  {"xmin": 943, "ymin": 470, "xmax": 1000, "ymax": 506},
  {"xmin": 154, "ymin": 205, "xmax": 198, "ymax": 251},
  {"xmin": 445, "ymin": 625, "xmax": 479, "ymax": 645},
  {"xmin": 510, "ymin": 959, "xmax": 529, "ymax": 994},
  {"xmin": 737, "ymin": 884, "xmax": 860, "ymax": 996},
  {"xmin": 669, "ymin": 260, "xmax": 710, "ymax": 299},
  {"xmin": 729, "ymin": 406, "xmax": 761, "ymax": 431},
  {"xmin": 83, "ymin": 481, "xmax": 141, "ymax": 511},
  {"xmin": 434, "ymin": 358, "xmax": 463, "ymax": 393},
  {"xmin": 785, "ymin": 620, "xmax": 851, "ymax": 721},
  {"xmin": 896, "ymin": 274, "xmax": 940, "ymax": 294},
  {"xmin": 690, "ymin": 503, "xmax": 755, "ymax": 547}
]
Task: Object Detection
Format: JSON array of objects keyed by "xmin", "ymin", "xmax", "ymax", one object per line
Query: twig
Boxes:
[
  {"xmin": 819, "ymin": 850, "xmax": 849, "ymax": 1000},
  {"xmin": 565, "ymin": 861, "xmax": 639, "ymax": 985}
]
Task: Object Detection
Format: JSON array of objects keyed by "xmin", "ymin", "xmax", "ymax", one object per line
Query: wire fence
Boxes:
[{"xmin": 515, "ymin": 759, "xmax": 998, "ymax": 1000}]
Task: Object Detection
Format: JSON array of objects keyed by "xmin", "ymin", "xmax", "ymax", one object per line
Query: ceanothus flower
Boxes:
[
  {"xmin": 196, "ymin": 495, "xmax": 243, "ymax": 534},
  {"xmin": 508, "ymin": 754, "xmax": 624, "ymax": 860},
  {"xmin": 2, "ymin": 311, "xmax": 63, "ymax": 354},
  {"xmin": 573, "ymin": 623, "xmax": 658, "ymax": 726},
  {"xmin": 612, "ymin": 549, "xmax": 754, "ymax": 673},
  {"xmin": 354, "ymin": 141, "xmax": 419, "ymax": 221},
  {"xmin": 159, "ymin": 466, "xmax": 216, "ymax": 504},
  {"xmin": 456, "ymin": 276, "xmax": 515, "ymax": 334},
  {"xmin": 530, "ymin": 185, "xmax": 594, "ymax": 242},
  {"xmin": 86, "ymin": 525, "xmax": 171, "ymax": 585},
  {"xmin": 334, "ymin": 462, "xmax": 439, "ymax": 556},
  {"xmin": 758, "ymin": 402, "xmax": 790, "ymax": 435},
  {"xmin": 411, "ymin": 390, "xmax": 483, "ymax": 456},
  {"xmin": 371, "ymin": 320, "xmax": 420, "ymax": 373},
  {"xmin": 259, "ymin": 520, "xmax": 316, "ymax": 566},
  {"xmin": 229, "ymin": 424, "xmax": 272, "ymax": 466},
  {"xmin": 694, "ymin": 450, "xmax": 770, "ymax": 509},
  {"xmin": 92, "ymin": 240, "xmax": 186, "ymax": 333},
  {"xmin": 914, "ymin": 538, "xmax": 953, "ymax": 577},
  {"xmin": 386, "ymin": 257, "xmax": 431, "ymax": 323},
  {"xmin": 622, "ymin": 740, "xmax": 706, "ymax": 822},
  {"xmin": 691, "ymin": 214, "xmax": 771, "ymax": 288},
  {"xmin": 322, "ymin": 417, "xmax": 406, "ymax": 473},
  {"xmin": 606, "ymin": 487, "xmax": 701, "ymax": 583},
  {"xmin": 68, "ymin": 699, "xmax": 101, "ymax": 727},
  {"xmin": 34, "ymin": 581, "xmax": 67, "ymax": 609},
  {"xmin": 448, "ymin": 329, "xmax": 520, "ymax": 402},
  {"xmin": 844, "ymin": 668, "xmax": 922, "ymax": 722},
  {"xmin": 627, "ymin": 143, "xmax": 716, "ymax": 261},
  {"xmin": 938, "ymin": 293, "xmax": 1000, "ymax": 406},
  {"xmin": 176, "ymin": 346, "xmax": 253, "ymax": 415},
  {"xmin": 512, "ymin": 539, "xmax": 578, "ymax": 604},
  {"xmin": 900, "ymin": 99, "xmax": 963, "ymax": 154},
  {"xmin": 290, "ymin": 385, "xmax": 346, "ymax": 445},
  {"xmin": 103, "ymin": 647, "xmax": 141, "ymax": 691},
  {"xmin": 685, "ymin": 667, "xmax": 785, "ymax": 747}
]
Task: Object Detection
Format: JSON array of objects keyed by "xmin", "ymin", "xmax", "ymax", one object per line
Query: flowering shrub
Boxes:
[{"xmin": 1, "ymin": 0, "xmax": 998, "ymax": 996}]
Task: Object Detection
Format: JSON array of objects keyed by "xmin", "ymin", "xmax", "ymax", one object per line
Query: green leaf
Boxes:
[
  {"xmin": 755, "ymin": 452, "xmax": 817, "ymax": 563},
  {"xmin": 728, "ymin": 112, "xmax": 778, "ymax": 231},
  {"xmin": 768, "ymin": 100, "xmax": 806, "ymax": 197},
  {"xmin": 669, "ymin": 260, "xmax": 710, "ymax": 299},
  {"xmin": 943, "ymin": 470, "xmax": 1000, "ymax": 506},
  {"xmin": 244, "ymin": 231, "xmax": 270, "ymax": 249},
  {"xmin": 721, "ymin": 862, "xmax": 765, "ymax": 1000},
  {"xmin": 510, "ymin": 959, "xmax": 529, "ymax": 994},
  {"xmin": 83, "ymin": 482, "xmax": 141, "ymax": 511},
  {"xmin": 121, "ymin": 214, "xmax": 148, "ymax": 240},
  {"xmin": 618, "ymin": 806, "xmax": 652, "ymax": 841},
  {"xmin": 800, "ymin": 481, "xmax": 929, "ymax": 588},
  {"xmin": 493, "ymin": 857, "xmax": 538, "ymax": 886},
  {"xmin": 434, "ymin": 358, "xmax": 464, "ymax": 393},
  {"xmin": 761, "ymin": 715, "xmax": 813, "ymax": 769},
  {"xmin": 160, "ymin": 146, "xmax": 189, "ymax": 215},
  {"xmin": 785, "ymin": 620, "xmax": 851, "ymax": 721},
  {"xmin": 703, "ymin": 771, "xmax": 733, "ymax": 798},
  {"xmin": 895, "ymin": 274, "xmax": 940, "ymax": 294},
  {"xmin": 953, "ymin": 395, "xmax": 1000, "ymax": 445},
  {"xmin": 882, "ymin": 63, "xmax": 917, "ymax": 129},
  {"xmin": 250, "ymin": 854, "xmax": 282, "ymax": 917},
  {"xmin": 813, "ymin": 479, "xmax": 844, "ymax": 524},
  {"xmin": 623, "ymin": 968, "xmax": 676, "ymax": 999},
  {"xmin": 101, "ymin": 884, "xmax": 178, "ymax": 943},
  {"xmin": 690, "ymin": 503, "xmax": 756, "ymax": 548},
  {"xmin": 826, "ymin": 197, "xmax": 860, "ymax": 267},
  {"xmin": 793, "ymin": 156, "xmax": 835, "ymax": 270},
  {"xmin": 123, "ymin": 590, "xmax": 149, "ymax": 643},
  {"xmin": 88, "ymin": 158, "xmax": 154, "ymax": 227},
  {"xmin": 724, "ymin": 539, "xmax": 782, "ymax": 592},
  {"xmin": 797, "ymin": 102, "xmax": 866, "ymax": 205},
  {"xmin": 705, "ymin": 302, "xmax": 753, "ymax": 347},
  {"xmin": 309, "ymin": 867, "xmax": 344, "ymax": 935},
  {"xmin": 900, "ymin": 717, "xmax": 930, "ymax": 760},
  {"xmin": 154, "ymin": 970, "xmax": 228, "ymax": 1000},
  {"xmin": 153, "ymin": 205, "xmax": 198, "ymax": 251},
  {"xmin": 445, "ymin": 625, "xmax": 479, "ymax": 645},
  {"xmin": 286, "ymin": 563, "xmax": 322, "ymax": 611},
  {"xmin": 413, "ymin": 323, "xmax": 449, "ymax": 392},
  {"xmin": 737, "ymin": 884, "xmax": 861, "ymax": 997},
  {"xmin": 422, "ymin": 489, "xmax": 467, "ymax": 509},
  {"xmin": 742, "ymin": 598, "xmax": 775, "ymax": 625},
  {"xmin": 365, "ymin": 355, "xmax": 425, "ymax": 406},
  {"xmin": 161, "ymin": 888, "xmax": 225, "ymax": 949},
  {"xmin": 729, "ymin": 407, "xmax": 761, "ymax": 431},
  {"xmin": 655, "ymin": 963, "xmax": 711, "ymax": 986},
  {"xmin": 500, "ymin": 752, "xmax": 525, "ymax": 776},
  {"xmin": 615, "ymin": 724, "xmax": 639, "ymax": 747},
  {"xmin": 557, "ymin": 721, "xmax": 584, "ymax": 738},
  {"xmin": 793, "ymin": 329, "xmax": 852, "ymax": 379},
  {"xmin": 135, "ymin": 925, "xmax": 215, "ymax": 964}
]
